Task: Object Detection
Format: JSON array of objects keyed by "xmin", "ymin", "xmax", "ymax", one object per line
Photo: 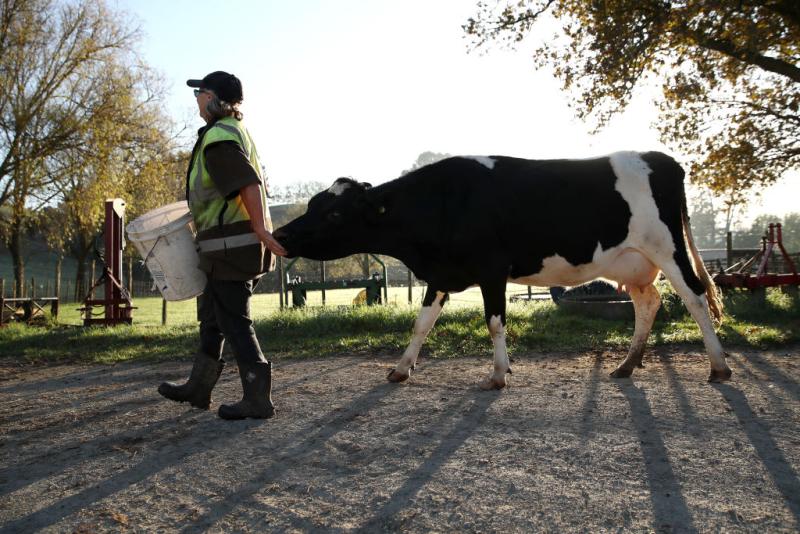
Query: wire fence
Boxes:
[
  {"xmin": 0, "ymin": 255, "xmax": 422, "ymax": 303},
  {"xmin": 4, "ymin": 250, "xmax": 800, "ymax": 304},
  {"xmin": 2, "ymin": 249, "xmax": 798, "ymax": 326}
]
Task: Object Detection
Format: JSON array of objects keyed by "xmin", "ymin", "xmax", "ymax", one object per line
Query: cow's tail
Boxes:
[{"xmin": 681, "ymin": 189, "xmax": 723, "ymax": 323}]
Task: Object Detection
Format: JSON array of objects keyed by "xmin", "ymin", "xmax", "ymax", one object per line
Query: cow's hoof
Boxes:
[
  {"xmin": 479, "ymin": 377, "xmax": 506, "ymax": 390},
  {"xmin": 387, "ymin": 369, "xmax": 410, "ymax": 383},
  {"xmin": 610, "ymin": 367, "xmax": 633, "ymax": 379},
  {"xmin": 708, "ymin": 368, "xmax": 732, "ymax": 383}
]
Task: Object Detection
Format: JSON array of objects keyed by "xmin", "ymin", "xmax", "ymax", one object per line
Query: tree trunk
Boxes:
[
  {"xmin": 8, "ymin": 221, "xmax": 25, "ymax": 298},
  {"xmin": 72, "ymin": 233, "xmax": 91, "ymax": 301},
  {"xmin": 361, "ymin": 254, "xmax": 370, "ymax": 278},
  {"xmin": 74, "ymin": 259, "xmax": 85, "ymax": 301},
  {"xmin": 55, "ymin": 257, "xmax": 62, "ymax": 300}
]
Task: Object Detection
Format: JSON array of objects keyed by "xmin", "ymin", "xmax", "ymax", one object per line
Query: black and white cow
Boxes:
[{"xmin": 273, "ymin": 152, "xmax": 731, "ymax": 388}]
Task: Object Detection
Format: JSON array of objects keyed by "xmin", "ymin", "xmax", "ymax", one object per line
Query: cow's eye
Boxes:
[{"xmin": 327, "ymin": 211, "xmax": 341, "ymax": 222}]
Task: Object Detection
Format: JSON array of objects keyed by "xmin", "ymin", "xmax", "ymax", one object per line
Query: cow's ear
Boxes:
[{"xmin": 361, "ymin": 182, "xmax": 372, "ymax": 189}]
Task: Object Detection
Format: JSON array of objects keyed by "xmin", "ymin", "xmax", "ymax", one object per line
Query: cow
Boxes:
[{"xmin": 272, "ymin": 152, "xmax": 731, "ymax": 389}]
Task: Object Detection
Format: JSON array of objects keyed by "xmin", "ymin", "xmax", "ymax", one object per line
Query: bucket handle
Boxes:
[{"xmin": 141, "ymin": 235, "xmax": 163, "ymax": 266}]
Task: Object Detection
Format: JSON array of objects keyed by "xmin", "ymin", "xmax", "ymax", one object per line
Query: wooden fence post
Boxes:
[
  {"xmin": 90, "ymin": 260, "xmax": 96, "ymax": 299},
  {"xmin": 29, "ymin": 278, "xmax": 35, "ymax": 322},
  {"xmin": 726, "ymin": 231, "xmax": 733, "ymax": 270},
  {"xmin": 0, "ymin": 279, "xmax": 4, "ymax": 327},
  {"xmin": 128, "ymin": 255, "xmax": 133, "ymax": 297},
  {"xmin": 407, "ymin": 269, "xmax": 413, "ymax": 304},
  {"xmin": 278, "ymin": 257, "xmax": 285, "ymax": 310},
  {"xmin": 321, "ymin": 261, "xmax": 326, "ymax": 306},
  {"xmin": 162, "ymin": 298, "xmax": 167, "ymax": 326},
  {"xmin": 55, "ymin": 258, "xmax": 62, "ymax": 301}
]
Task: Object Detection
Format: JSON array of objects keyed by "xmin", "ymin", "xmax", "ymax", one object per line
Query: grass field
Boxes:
[
  {"xmin": 1, "ymin": 285, "xmax": 798, "ymax": 365},
  {"xmin": 56, "ymin": 285, "xmax": 528, "ymax": 326},
  {"xmin": 52, "ymin": 286, "xmax": 494, "ymax": 327}
]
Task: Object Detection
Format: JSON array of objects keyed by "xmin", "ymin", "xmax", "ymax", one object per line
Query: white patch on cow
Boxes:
[
  {"xmin": 510, "ymin": 243, "xmax": 613, "ymax": 287},
  {"xmin": 510, "ymin": 245, "xmax": 661, "ymax": 291},
  {"xmin": 488, "ymin": 315, "xmax": 510, "ymax": 384},
  {"xmin": 608, "ymin": 152, "xmax": 675, "ymax": 255},
  {"xmin": 462, "ymin": 156, "xmax": 496, "ymax": 170},
  {"xmin": 394, "ymin": 291, "xmax": 447, "ymax": 376},
  {"xmin": 327, "ymin": 181, "xmax": 351, "ymax": 196}
]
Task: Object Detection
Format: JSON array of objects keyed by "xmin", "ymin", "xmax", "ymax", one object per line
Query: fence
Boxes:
[
  {"xmin": 0, "ymin": 253, "xmax": 434, "ymax": 324},
  {"xmin": 2, "ymin": 244, "xmax": 799, "ymax": 326},
  {"xmin": 701, "ymin": 250, "xmax": 800, "ymax": 277}
]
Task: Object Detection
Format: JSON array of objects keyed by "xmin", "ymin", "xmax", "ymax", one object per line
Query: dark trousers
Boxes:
[{"xmin": 198, "ymin": 278, "xmax": 265, "ymax": 365}]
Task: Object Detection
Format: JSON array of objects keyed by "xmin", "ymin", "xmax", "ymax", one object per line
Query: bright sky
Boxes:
[{"xmin": 116, "ymin": 0, "xmax": 797, "ymax": 226}]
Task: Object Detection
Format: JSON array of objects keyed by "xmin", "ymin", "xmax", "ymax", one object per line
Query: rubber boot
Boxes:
[
  {"xmin": 158, "ymin": 352, "xmax": 224, "ymax": 410},
  {"xmin": 218, "ymin": 361, "xmax": 275, "ymax": 420}
]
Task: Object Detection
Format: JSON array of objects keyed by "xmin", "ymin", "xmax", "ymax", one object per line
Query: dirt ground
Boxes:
[{"xmin": 1, "ymin": 347, "xmax": 799, "ymax": 533}]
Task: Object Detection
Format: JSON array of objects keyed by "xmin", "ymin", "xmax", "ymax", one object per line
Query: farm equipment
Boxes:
[
  {"xmin": 713, "ymin": 223, "xmax": 799, "ymax": 292},
  {"xmin": 79, "ymin": 199, "xmax": 135, "ymax": 325}
]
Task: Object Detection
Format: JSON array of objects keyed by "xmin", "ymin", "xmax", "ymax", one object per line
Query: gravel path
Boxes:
[{"xmin": 1, "ymin": 347, "xmax": 799, "ymax": 532}]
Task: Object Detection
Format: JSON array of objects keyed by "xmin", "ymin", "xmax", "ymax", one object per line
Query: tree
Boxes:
[
  {"xmin": 401, "ymin": 151, "xmax": 451, "ymax": 175},
  {"xmin": 782, "ymin": 213, "xmax": 800, "ymax": 252},
  {"xmin": 268, "ymin": 180, "xmax": 330, "ymax": 205},
  {"xmin": 736, "ymin": 212, "xmax": 800, "ymax": 251},
  {"xmin": 688, "ymin": 186, "xmax": 747, "ymax": 249},
  {"xmin": 0, "ymin": 0, "xmax": 174, "ymax": 296},
  {"xmin": 464, "ymin": 1, "xmax": 800, "ymax": 207},
  {"xmin": 688, "ymin": 190, "xmax": 721, "ymax": 249}
]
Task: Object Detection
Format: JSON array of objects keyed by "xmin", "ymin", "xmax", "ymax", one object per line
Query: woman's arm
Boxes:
[{"xmin": 240, "ymin": 183, "xmax": 287, "ymax": 257}]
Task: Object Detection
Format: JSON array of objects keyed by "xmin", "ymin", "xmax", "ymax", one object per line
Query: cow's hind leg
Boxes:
[
  {"xmin": 479, "ymin": 279, "xmax": 510, "ymax": 390},
  {"xmin": 659, "ymin": 262, "xmax": 731, "ymax": 382},
  {"xmin": 387, "ymin": 288, "xmax": 448, "ymax": 383},
  {"xmin": 610, "ymin": 283, "xmax": 661, "ymax": 378}
]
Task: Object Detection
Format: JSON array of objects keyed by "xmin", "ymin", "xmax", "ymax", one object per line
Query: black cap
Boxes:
[{"xmin": 186, "ymin": 71, "xmax": 243, "ymax": 103}]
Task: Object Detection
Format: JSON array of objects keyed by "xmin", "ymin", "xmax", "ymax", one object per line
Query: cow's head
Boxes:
[{"xmin": 273, "ymin": 177, "xmax": 385, "ymax": 260}]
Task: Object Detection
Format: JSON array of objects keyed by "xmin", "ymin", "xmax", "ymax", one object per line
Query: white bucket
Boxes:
[{"xmin": 126, "ymin": 201, "xmax": 207, "ymax": 301}]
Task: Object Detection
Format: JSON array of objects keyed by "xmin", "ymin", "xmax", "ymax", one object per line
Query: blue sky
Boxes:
[{"xmin": 116, "ymin": 0, "xmax": 797, "ymax": 223}]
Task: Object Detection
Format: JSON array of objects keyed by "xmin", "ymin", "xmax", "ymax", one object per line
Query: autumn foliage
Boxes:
[{"xmin": 465, "ymin": 1, "xmax": 800, "ymax": 208}]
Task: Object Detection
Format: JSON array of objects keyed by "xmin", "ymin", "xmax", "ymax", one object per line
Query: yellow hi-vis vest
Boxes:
[{"xmin": 187, "ymin": 116, "xmax": 274, "ymax": 279}]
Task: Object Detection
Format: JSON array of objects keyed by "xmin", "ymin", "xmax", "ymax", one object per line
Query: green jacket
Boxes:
[{"xmin": 187, "ymin": 117, "xmax": 275, "ymax": 280}]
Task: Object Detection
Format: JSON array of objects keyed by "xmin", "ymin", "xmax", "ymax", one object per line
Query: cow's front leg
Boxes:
[
  {"xmin": 387, "ymin": 288, "xmax": 448, "ymax": 383},
  {"xmin": 479, "ymin": 279, "xmax": 510, "ymax": 390}
]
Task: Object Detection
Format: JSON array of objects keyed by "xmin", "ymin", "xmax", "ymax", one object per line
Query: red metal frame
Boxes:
[
  {"xmin": 80, "ymin": 199, "xmax": 136, "ymax": 325},
  {"xmin": 714, "ymin": 223, "xmax": 800, "ymax": 289}
]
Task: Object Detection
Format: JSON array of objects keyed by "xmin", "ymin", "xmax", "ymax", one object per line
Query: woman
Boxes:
[{"xmin": 158, "ymin": 71, "xmax": 286, "ymax": 420}]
